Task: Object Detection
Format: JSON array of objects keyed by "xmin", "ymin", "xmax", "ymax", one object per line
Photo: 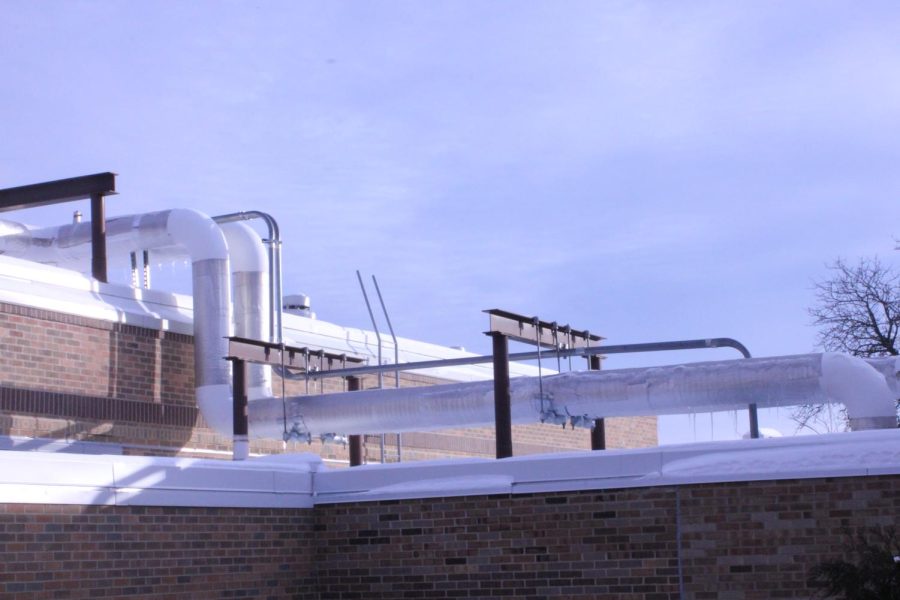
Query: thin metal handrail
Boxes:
[{"xmin": 277, "ymin": 337, "xmax": 752, "ymax": 381}]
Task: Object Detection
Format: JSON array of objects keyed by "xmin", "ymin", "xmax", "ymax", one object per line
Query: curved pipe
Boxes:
[
  {"xmin": 220, "ymin": 222, "xmax": 271, "ymax": 400},
  {"xmin": 864, "ymin": 356, "xmax": 900, "ymax": 396},
  {"xmin": 247, "ymin": 353, "xmax": 897, "ymax": 438},
  {"xmin": 213, "ymin": 211, "xmax": 282, "ymax": 345},
  {"xmin": 0, "ymin": 209, "xmax": 237, "ymax": 449}
]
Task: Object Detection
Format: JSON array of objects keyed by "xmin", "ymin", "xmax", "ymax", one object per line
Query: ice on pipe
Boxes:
[
  {"xmin": 249, "ymin": 352, "xmax": 897, "ymax": 438},
  {"xmin": 821, "ymin": 353, "xmax": 896, "ymax": 419}
]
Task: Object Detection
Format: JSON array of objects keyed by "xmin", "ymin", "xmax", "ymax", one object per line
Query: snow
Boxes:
[
  {"xmin": 0, "ymin": 429, "xmax": 897, "ymax": 507},
  {"xmin": 314, "ymin": 428, "xmax": 900, "ymax": 503},
  {"xmin": 659, "ymin": 435, "xmax": 898, "ymax": 478},
  {"xmin": 821, "ymin": 352, "xmax": 897, "ymax": 419},
  {"xmin": 0, "ymin": 254, "xmax": 539, "ymax": 385},
  {"xmin": 741, "ymin": 427, "xmax": 783, "ymax": 439},
  {"xmin": 361, "ymin": 475, "xmax": 514, "ymax": 500}
]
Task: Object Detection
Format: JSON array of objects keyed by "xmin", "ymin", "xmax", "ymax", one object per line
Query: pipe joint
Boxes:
[
  {"xmin": 320, "ymin": 433, "xmax": 348, "ymax": 447},
  {"xmin": 539, "ymin": 405, "xmax": 568, "ymax": 427},
  {"xmin": 283, "ymin": 422, "xmax": 311, "ymax": 444}
]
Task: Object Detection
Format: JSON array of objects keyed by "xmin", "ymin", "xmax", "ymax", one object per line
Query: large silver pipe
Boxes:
[
  {"xmin": 0, "ymin": 211, "xmax": 173, "ymax": 265},
  {"xmin": 0, "ymin": 209, "xmax": 238, "ymax": 452},
  {"xmin": 213, "ymin": 211, "xmax": 282, "ymax": 345},
  {"xmin": 248, "ymin": 353, "xmax": 898, "ymax": 438},
  {"xmin": 220, "ymin": 222, "xmax": 271, "ymax": 399}
]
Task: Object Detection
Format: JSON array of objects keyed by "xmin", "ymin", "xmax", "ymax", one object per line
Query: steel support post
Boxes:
[
  {"xmin": 231, "ymin": 358, "xmax": 249, "ymax": 461},
  {"xmin": 749, "ymin": 403, "xmax": 760, "ymax": 439},
  {"xmin": 90, "ymin": 193, "xmax": 108, "ymax": 283},
  {"xmin": 491, "ymin": 332, "xmax": 513, "ymax": 459},
  {"xmin": 588, "ymin": 354, "xmax": 606, "ymax": 450},
  {"xmin": 347, "ymin": 376, "xmax": 364, "ymax": 466}
]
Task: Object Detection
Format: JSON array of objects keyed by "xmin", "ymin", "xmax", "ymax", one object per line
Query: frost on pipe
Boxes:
[
  {"xmin": 247, "ymin": 353, "xmax": 897, "ymax": 438},
  {"xmin": 864, "ymin": 356, "xmax": 900, "ymax": 396}
]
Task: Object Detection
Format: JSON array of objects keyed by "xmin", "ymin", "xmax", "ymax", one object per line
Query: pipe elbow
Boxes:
[
  {"xmin": 821, "ymin": 353, "xmax": 898, "ymax": 430},
  {"xmin": 220, "ymin": 222, "xmax": 267, "ymax": 274},
  {"xmin": 166, "ymin": 209, "xmax": 229, "ymax": 262}
]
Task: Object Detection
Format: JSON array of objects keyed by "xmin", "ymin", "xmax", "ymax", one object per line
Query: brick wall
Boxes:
[
  {"xmin": 313, "ymin": 474, "xmax": 900, "ymax": 599},
  {"xmin": 0, "ymin": 301, "xmax": 657, "ymax": 461},
  {"xmin": 678, "ymin": 476, "xmax": 900, "ymax": 598},
  {"xmin": 0, "ymin": 504, "xmax": 316, "ymax": 599},
  {"xmin": 1, "ymin": 474, "xmax": 896, "ymax": 598}
]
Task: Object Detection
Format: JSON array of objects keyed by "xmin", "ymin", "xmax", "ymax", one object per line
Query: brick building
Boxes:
[
  {"xmin": 1, "ymin": 430, "xmax": 897, "ymax": 598},
  {"xmin": 0, "ymin": 197, "xmax": 895, "ymax": 598},
  {"xmin": 0, "ymin": 253, "xmax": 656, "ymax": 464}
]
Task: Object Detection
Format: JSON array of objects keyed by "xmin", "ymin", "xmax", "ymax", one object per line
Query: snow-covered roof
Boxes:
[
  {"xmin": 1, "ymin": 429, "xmax": 897, "ymax": 507},
  {"xmin": 0, "ymin": 254, "xmax": 542, "ymax": 382}
]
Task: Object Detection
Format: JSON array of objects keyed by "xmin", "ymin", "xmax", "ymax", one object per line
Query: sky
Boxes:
[{"xmin": 2, "ymin": 1, "xmax": 899, "ymax": 443}]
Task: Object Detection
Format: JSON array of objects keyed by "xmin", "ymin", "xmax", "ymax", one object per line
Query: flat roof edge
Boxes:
[{"xmin": 0, "ymin": 430, "xmax": 897, "ymax": 508}]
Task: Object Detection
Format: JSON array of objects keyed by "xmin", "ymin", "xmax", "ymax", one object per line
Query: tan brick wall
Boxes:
[
  {"xmin": 0, "ymin": 301, "xmax": 656, "ymax": 460},
  {"xmin": 1, "ymin": 474, "xmax": 896, "ymax": 597},
  {"xmin": 314, "ymin": 474, "xmax": 900, "ymax": 598},
  {"xmin": 0, "ymin": 504, "xmax": 316, "ymax": 599}
]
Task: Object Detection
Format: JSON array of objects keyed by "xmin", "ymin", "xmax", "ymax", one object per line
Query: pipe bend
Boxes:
[
  {"xmin": 821, "ymin": 353, "xmax": 897, "ymax": 428},
  {"xmin": 220, "ymin": 222, "xmax": 267, "ymax": 273},
  {"xmin": 220, "ymin": 221, "xmax": 271, "ymax": 400},
  {"xmin": 165, "ymin": 208, "xmax": 229, "ymax": 262}
]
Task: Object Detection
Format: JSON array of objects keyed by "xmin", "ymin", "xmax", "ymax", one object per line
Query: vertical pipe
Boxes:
[
  {"xmin": 231, "ymin": 358, "xmax": 249, "ymax": 461},
  {"xmin": 491, "ymin": 332, "xmax": 513, "ymax": 459},
  {"xmin": 266, "ymin": 240, "xmax": 276, "ymax": 341},
  {"xmin": 589, "ymin": 354, "xmax": 606, "ymax": 450},
  {"xmin": 90, "ymin": 193, "xmax": 107, "ymax": 283},
  {"xmin": 274, "ymin": 240, "xmax": 283, "ymax": 343},
  {"xmin": 347, "ymin": 376, "xmax": 363, "ymax": 466}
]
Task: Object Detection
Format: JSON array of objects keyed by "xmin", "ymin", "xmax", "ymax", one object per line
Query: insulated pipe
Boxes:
[
  {"xmin": 213, "ymin": 211, "xmax": 282, "ymax": 345},
  {"xmin": 247, "ymin": 353, "xmax": 898, "ymax": 438},
  {"xmin": 864, "ymin": 357, "xmax": 900, "ymax": 397},
  {"xmin": 220, "ymin": 222, "xmax": 272, "ymax": 400},
  {"xmin": 0, "ymin": 209, "xmax": 235, "ymax": 438},
  {"xmin": 0, "ymin": 212, "xmax": 174, "ymax": 264}
]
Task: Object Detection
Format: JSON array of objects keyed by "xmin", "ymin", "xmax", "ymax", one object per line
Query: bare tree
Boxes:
[
  {"xmin": 794, "ymin": 257, "xmax": 899, "ymax": 433},
  {"xmin": 810, "ymin": 257, "xmax": 898, "ymax": 357}
]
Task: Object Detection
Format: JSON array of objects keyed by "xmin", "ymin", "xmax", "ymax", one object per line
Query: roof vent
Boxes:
[{"xmin": 284, "ymin": 293, "xmax": 314, "ymax": 318}]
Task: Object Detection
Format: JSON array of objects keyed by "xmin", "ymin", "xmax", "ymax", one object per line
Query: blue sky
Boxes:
[{"xmin": 2, "ymin": 1, "xmax": 899, "ymax": 442}]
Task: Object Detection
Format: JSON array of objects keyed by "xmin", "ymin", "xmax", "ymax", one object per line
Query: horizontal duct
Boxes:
[{"xmin": 247, "ymin": 352, "xmax": 898, "ymax": 438}]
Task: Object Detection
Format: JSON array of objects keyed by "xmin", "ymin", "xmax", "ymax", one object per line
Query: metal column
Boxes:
[
  {"xmin": 588, "ymin": 354, "xmax": 606, "ymax": 450},
  {"xmin": 490, "ymin": 332, "xmax": 513, "ymax": 459},
  {"xmin": 749, "ymin": 403, "xmax": 760, "ymax": 439},
  {"xmin": 0, "ymin": 172, "xmax": 116, "ymax": 284},
  {"xmin": 347, "ymin": 376, "xmax": 364, "ymax": 466},
  {"xmin": 90, "ymin": 193, "xmax": 107, "ymax": 282},
  {"xmin": 230, "ymin": 358, "xmax": 249, "ymax": 461}
]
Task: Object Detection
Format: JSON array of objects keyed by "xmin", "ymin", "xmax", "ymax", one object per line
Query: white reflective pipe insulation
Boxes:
[
  {"xmin": 864, "ymin": 356, "xmax": 900, "ymax": 396},
  {"xmin": 0, "ymin": 212, "xmax": 173, "ymax": 266},
  {"xmin": 220, "ymin": 222, "xmax": 272, "ymax": 400},
  {"xmin": 246, "ymin": 353, "xmax": 897, "ymax": 438},
  {"xmin": 0, "ymin": 209, "xmax": 239, "ymax": 453}
]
